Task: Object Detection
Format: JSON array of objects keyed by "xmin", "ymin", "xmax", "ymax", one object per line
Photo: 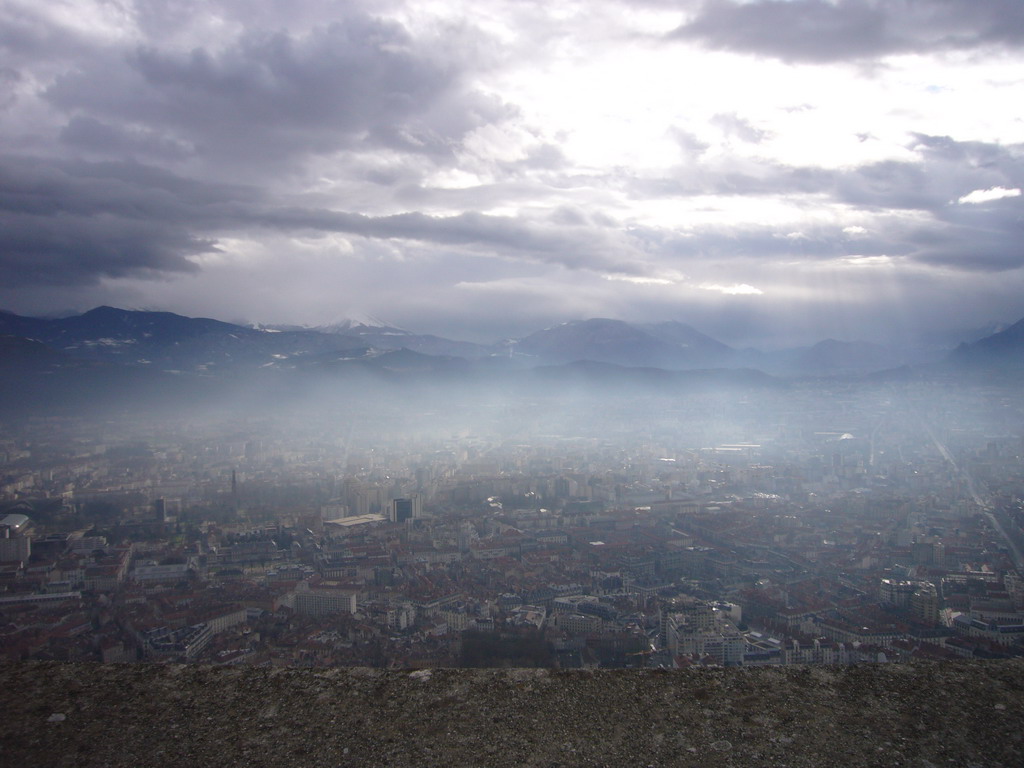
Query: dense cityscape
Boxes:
[{"xmin": 4, "ymin": 376, "xmax": 1024, "ymax": 670}]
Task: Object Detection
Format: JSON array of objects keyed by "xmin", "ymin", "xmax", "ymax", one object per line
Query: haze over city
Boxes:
[
  {"xmin": 2, "ymin": 0, "xmax": 1024, "ymax": 347},
  {"xmin": 8, "ymin": 1, "xmax": 1024, "ymax": 738}
]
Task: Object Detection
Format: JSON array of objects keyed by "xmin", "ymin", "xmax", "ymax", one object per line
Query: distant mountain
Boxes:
[
  {"xmin": 915, "ymin": 321, "xmax": 1008, "ymax": 350},
  {"xmin": 315, "ymin": 319, "xmax": 493, "ymax": 359},
  {"xmin": 0, "ymin": 334, "xmax": 76, "ymax": 379},
  {"xmin": 637, "ymin": 321, "xmax": 735, "ymax": 363},
  {"xmin": 249, "ymin": 313, "xmax": 405, "ymax": 336},
  {"xmin": 0, "ymin": 305, "xmax": 247, "ymax": 349},
  {"xmin": 0, "ymin": 306, "xmax": 369, "ymax": 373},
  {"xmin": 317, "ymin": 317, "xmax": 410, "ymax": 336},
  {"xmin": 10, "ymin": 304, "xmax": 1024, "ymax": 418},
  {"xmin": 0, "ymin": 332, "xmax": 224, "ymax": 417},
  {"xmin": 350, "ymin": 329, "xmax": 492, "ymax": 359},
  {"xmin": 6, "ymin": 306, "xmax": 1021, "ymax": 413},
  {"xmin": 731, "ymin": 338, "xmax": 942, "ymax": 377},
  {"xmin": 948, "ymin": 316, "xmax": 1024, "ymax": 369},
  {"xmin": 785, "ymin": 339, "xmax": 909, "ymax": 376},
  {"xmin": 511, "ymin": 318, "xmax": 733, "ymax": 369}
]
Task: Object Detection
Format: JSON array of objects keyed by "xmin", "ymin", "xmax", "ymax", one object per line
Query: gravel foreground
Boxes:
[{"xmin": 2, "ymin": 660, "xmax": 1023, "ymax": 767}]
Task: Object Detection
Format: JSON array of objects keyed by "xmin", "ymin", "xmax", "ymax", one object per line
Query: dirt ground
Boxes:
[{"xmin": 2, "ymin": 660, "xmax": 1023, "ymax": 767}]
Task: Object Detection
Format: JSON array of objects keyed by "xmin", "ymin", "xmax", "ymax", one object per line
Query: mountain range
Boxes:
[
  {"xmin": 0, "ymin": 306, "xmax": 1021, "ymax": 416},
  {"xmin": 3, "ymin": 306, "xmax": 1014, "ymax": 372}
]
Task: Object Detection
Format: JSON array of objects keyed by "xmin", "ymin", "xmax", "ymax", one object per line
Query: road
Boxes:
[{"xmin": 924, "ymin": 421, "xmax": 1024, "ymax": 571}]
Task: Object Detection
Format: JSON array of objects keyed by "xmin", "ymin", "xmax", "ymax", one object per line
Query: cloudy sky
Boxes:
[{"xmin": 2, "ymin": 0, "xmax": 1023, "ymax": 347}]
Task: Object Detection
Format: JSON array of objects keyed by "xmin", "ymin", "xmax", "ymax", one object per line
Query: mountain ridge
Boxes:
[{"xmin": 1, "ymin": 306, "xmax": 1020, "ymax": 382}]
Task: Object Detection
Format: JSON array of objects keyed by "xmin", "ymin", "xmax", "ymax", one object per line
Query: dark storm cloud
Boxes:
[
  {"xmin": 646, "ymin": 222, "xmax": 863, "ymax": 265},
  {"xmin": 0, "ymin": 155, "xmax": 258, "ymax": 222},
  {"xmin": 60, "ymin": 116, "xmax": 194, "ymax": 161},
  {"xmin": 674, "ymin": 0, "xmax": 1024, "ymax": 63},
  {"xmin": 903, "ymin": 196, "xmax": 1024, "ymax": 272},
  {"xmin": 8, "ymin": 121, "xmax": 1017, "ymax": 292},
  {"xmin": 0, "ymin": 210, "xmax": 209, "ymax": 287},
  {"xmin": 0, "ymin": 3, "xmax": 600, "ymax": 290},
  {"xmin": 836, "ymin": 135, "xmax": 1024, "ymax": 212},
  {"xmin": 0, "ymin": 155, "xmax": 241, "ymax": 286},
  {"xmin": 0, "ymin": 67, "xmax": 20, "ymax": 108},
  {"xmin": 836, "ymin": 135, "xmax": 1024, "ymax": 272},
  {"xmin": 0, "ymin": 153, "xmax": 642, "ymax": 289},
  {"xmin": 44, "ymin": 13, "xmax": 508, "ymax": 167},
  {"xmin": 0, "ymin": 4, "xmax": 97, "ymax": 62},
  {"xmin": 253, "ymin": 208, "xmax": 642, "ymax": 274}
]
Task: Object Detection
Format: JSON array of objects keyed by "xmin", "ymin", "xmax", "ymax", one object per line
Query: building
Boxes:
[
  {"xmin": 879, "ymin": 579, "xmax": 917, "ymax": 608},
  {"xmin": 553, "ymin": 612, "xmax": 603, "ymax": 635},
  {"xmin": 675, "ymin": 627, "xmax": 745, "ymax": 666},
  {"xmin": 910, "ymin": 583, "xmax": 940, "ymax": 624},
  {"xmin": 391, "ymin": 496, "xmax": 423, "ymax": 523},
  {"xmin": 293, "ymin": 581, "xmax": 357, "ymax": 616},
  {"xmin": 0, "ymin": 513, "xmax": 32, "ymax": 563},
  {"xmin": 661, "ymin": 597, "xmax": 715, "ymax": 645},
  {"xmin": 143, "ymin": 624, "xmax": 212, "ymax": 661}
]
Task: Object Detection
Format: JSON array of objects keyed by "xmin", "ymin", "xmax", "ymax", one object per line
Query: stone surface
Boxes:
[{"xmin": 2, "ymin": 660, "xmax": 1023, "ymax": 767}]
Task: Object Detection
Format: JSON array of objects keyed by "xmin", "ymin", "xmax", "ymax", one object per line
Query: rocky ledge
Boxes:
[{"xmin": 2, "ymin": 660, "xmax": 1023, "ymax": 767}]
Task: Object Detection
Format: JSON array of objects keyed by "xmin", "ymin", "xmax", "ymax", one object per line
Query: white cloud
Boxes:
[
  {"xmin": 957, "ymin": 186, "xmax": 1022, "ymax": 205},
  {"xmin": 700, "ymin": 283, "xmax": 764, "ymax": 295},
  {"xmin": 601, "ymin": 273, "xmax": 675, "ymax": 285},
  {"xmin": 840, "ymin": 255, "xmax": 894, "ymax": 267}
]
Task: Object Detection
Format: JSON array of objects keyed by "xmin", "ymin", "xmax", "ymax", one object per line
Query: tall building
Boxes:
[
  {"xmin": 911, "ymin": 583, "xmax": 940, "ymax": 624},
  {"xmin": 879, "ymin": 579, "xmax": 916, "ymax": 607},
  {"xmin": 391, "ymin": 496, "xmax": 423, "ymax": 523},
  {"xmin": 0, "ymin": 513, "xmax": 32, "ymax": 563}
]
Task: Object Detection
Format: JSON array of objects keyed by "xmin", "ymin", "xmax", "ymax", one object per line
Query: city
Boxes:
[{"xmin": 4, "ymin": 375, "xmax": 1024, "ymax": 669}]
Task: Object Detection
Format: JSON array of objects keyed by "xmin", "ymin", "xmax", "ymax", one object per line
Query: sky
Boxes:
[{"xmin": 2, "ymin": 0, "xmax": 1024, "ymax": 348}]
